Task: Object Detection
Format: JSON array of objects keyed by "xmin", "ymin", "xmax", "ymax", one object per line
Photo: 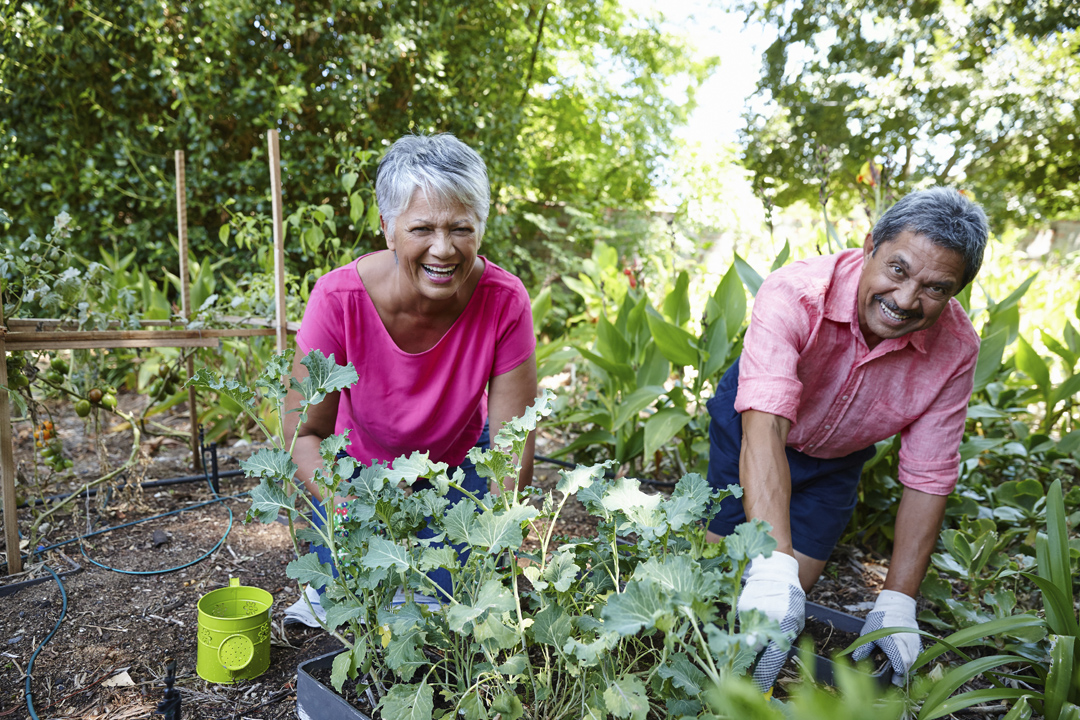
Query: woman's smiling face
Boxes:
[
  {"xmin": 857, "ymin": 230, "xmax": 966, "ymax": 348},
  {"xmin": 383, "ymin": 189, "xmax": 481, "ymax": 306}
]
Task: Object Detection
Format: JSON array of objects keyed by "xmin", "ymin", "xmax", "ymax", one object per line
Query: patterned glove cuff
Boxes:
[{"xmin": 876, "ymin": 589, "xmax": 917, "ymax": 616}]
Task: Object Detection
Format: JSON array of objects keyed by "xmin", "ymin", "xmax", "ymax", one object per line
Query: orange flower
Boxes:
[{"xmin": 856, "ymin": 159, "xmax": 878, "ymax": 187}]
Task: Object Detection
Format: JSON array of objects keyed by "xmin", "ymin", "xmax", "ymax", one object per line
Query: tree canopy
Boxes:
[
  {"xmin": 737, "ymin": 0, "xmax": 1080, "ymax": 226},
  {"xmin": 0, "ymin": 0, "xmax": 712, "ymax": 281}
]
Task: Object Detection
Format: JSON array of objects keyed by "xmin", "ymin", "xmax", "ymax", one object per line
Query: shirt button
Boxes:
[
  {"xmin": 824, "ymin": 424, "xmax": 831, "ymax": 430},
  {"xmin": 842, "ymin": 395, "xmax": 849, "ymax": 400}
]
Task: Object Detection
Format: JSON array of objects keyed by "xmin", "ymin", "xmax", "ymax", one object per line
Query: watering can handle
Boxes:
[{"xmin": 229, "ymin": 577, "xmax": 239, "ymax": 587}]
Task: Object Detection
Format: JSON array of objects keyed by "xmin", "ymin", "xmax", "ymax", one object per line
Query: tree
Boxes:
[
  {"xmin": 0, "ymin": 0, "xmax": 711, "ymax": 285},
  {"xmin": 735, "ymin": 0, "xmax": 1080, "ymax": 226}
]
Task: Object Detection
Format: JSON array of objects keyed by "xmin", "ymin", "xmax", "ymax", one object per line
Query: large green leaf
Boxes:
[
  {"xmin": 472, "ymin": 504, "xmax": 538, "ymax": 553},
  {"xmin": 597, "ymin": 312, "xmax": 631, "ymax": 363},
  {"xmin": 612, "ymin": 385, "xmax": 666, "ymax": 432},
  {"xmin": 911, "ymin": 615, "xmax": 1048, "ymax": 671},
  {"xmin": 603, "ymin": 675, "xmax": 649, "ymax": 720},
  {"xmin": 1046, "ymin": 635, "xmax": 1078, "ymax": 720},
  {"xmin": 662, "ymin": 270, "xmax": 691, "ymax": 327},
  {"xmin": 636, "ymin": 342, "xmax": 671, "ymax": 388},
  {"xmin": 1051, "ymin": 373, "xmax": 1080, "ymax": 409},
  {"xmin": 447, "ymin": 579, "xmax": 515, "ymax": 632},
  {"xmin": 379, "ymin": 680, "xmax": 433, "ymax": 720},
  {"xmin": 657, "ymin": 652, "xmax": 709, "ymax": 695},
  {"xmin": 601, "ymin": 580, "xmax": 666, "ymax": 635},
  {"xmin": 643, "ymin": 407, "xmax": 692, "ymax": 460},
  {"xmin": 663, "ymin": 472, "xmax": 715, "ymax": 531},
  {"xmin": 532, "ymin": 604, "xmax": 574, "ymax": 648},
  {"xmin": 733, "ymin": 253, "xmax": 764, "ymax": 297},
  {"xmin": 579, "ymin": 346, "xmax": 635, "ymax": 388},
  {"xmin": 555, "ymin": 462, "xmax": 610, "ymax": 496},
  {"xmin": 712, "ymin": 264, "xmax": 747, "ymax": 340},
  {"xmin": 286, "ymin": 553, "xmax": 335, "ymax": 591},
  {"xmin": 973, "ymin": 328, "xmax": 1008, "ymax": 393},
  {"xmin": 1015, "ymin": 335, "xmax": 1051, "ymax": 395},
  {"xmin": 240, "ymin": 448, "xmax": 298, "ymax": 481},
  {"xmin": 922, "ymin": 689, "xmax": 1037, "ymax": 720},
  {"xmin": 246, "ymin": 477, "xmax": 296, "ymax": 524},
  {"xmin": 918, "ymin": 654, "xmax": 1031, "ymax": 720},
  {"xmin": 645, "ymin": 311, "xmax": 699, "ymax": 367},
  {"xmin": 362, "ymin": 537, "xmax": 410, "ymax": 571},
  {"xmin": 701, "ymin": 315, "xmax": 730, "ymax": 380}
]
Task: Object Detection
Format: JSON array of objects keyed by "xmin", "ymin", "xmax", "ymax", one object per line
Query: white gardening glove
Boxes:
[
  {"xmin": 737, "ymin": 552, "xmax": 805, "ymax": 692},
  {"xmin": 851, "ymin": 589, "xmax": 922, "ymax": 685}
]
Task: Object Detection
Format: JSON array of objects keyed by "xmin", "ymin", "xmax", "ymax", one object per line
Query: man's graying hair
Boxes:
[
  {"xmin": 375, "ymin": 134, "xmax": 490, "ymax": 240},
  {"xmin": 871, "ymin": 187, "xmax": 989, "ymax": 289}
]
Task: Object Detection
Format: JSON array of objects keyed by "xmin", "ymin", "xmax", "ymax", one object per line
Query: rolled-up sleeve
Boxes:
[
  {"xmin": 896, "ymin": 347, "xmax": 978, "ymax": 495},
  {"xmin": 734, "ymin": 273, "xmax": 818, "ymax": 424}
]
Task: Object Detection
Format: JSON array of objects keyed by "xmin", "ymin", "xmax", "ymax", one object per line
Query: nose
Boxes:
[
  {"xmin": 893, "ymin": 281, "xmax": 919, "ymax": 310},
  {"xmin": 429, "ymin": 228, "xmax": 454, "ymax": 258}
]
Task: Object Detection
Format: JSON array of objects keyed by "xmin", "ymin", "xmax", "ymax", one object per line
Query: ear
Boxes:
[
  {"xmin": 862, "ymin": 232, "xmax": 874, "ymax": 260},
  {"xmin": 381, "ymin": 215, "xmax": 394, "ymax": 250}
]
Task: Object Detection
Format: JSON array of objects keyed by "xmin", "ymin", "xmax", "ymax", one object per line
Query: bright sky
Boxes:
[{"xmin": 624, "ymin": 0, "xmax": 777, "ymax": 147}]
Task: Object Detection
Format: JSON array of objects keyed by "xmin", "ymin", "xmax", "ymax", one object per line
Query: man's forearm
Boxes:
[
  {"xmin": 740, "ymin": 410, "xmax": 794, "ymax": 556},
  {"xmin": 884, "ymin": 487, "xmax": 948, "ymax": 597}
]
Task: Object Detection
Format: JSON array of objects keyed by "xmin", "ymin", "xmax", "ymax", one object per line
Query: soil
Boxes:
[{"xmin": 0, "ymin": 395, "xmax": 930, "ymax": 719}]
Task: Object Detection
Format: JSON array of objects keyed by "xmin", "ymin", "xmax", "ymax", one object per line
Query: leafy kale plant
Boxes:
[{"xmin": 192, "ymin": 349, "xmax": 818, "ymax": 719}]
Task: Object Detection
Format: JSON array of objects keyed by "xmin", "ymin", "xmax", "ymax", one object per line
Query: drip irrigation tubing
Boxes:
[
  {"xmin": 13, "ymin": 437, "xmax": 244, "ymax": 719},
  {"xmin": 17, "ymin": 469, "xmax": 246, "ymax": 508}
]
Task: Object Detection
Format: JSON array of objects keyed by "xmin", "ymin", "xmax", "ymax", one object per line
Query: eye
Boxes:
[
  {"xmin": 889, "ymin": 264, "xmax": 904, "ymax": 276},
  {"xmin": 927, "ymin": 286, "xmax": 947, "ymax": 297}
]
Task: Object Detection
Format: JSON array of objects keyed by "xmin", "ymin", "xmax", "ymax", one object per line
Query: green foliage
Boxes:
[
  {"xmin": 737, "ymin": 0, "xmax": 1080, "ymax": 225},
  {"xmin": 1, "ymin": 0, "xmax": 711, "ymax": 287},
  {"xmin": 545, "ymin": 241, "xmax": 746, "ymax": 476},
  {"xmin": 207, "ymin": 349, "xmax": 902, "ymax": 718}
]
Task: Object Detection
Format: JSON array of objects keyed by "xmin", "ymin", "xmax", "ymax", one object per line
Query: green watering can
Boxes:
[{"xmin": 196, "ymin": 578, "xmax": 273, "ymax": 683}]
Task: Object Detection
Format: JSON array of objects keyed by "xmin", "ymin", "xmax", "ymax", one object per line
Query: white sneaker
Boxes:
[{"xmin": 283, "ymin": 586, "xmax": 326, "ymax": 627}]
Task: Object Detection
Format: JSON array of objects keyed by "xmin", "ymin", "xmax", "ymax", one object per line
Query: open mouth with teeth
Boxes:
[
  {"xmin": 421, "ymin": 264, "xmax": 456, "ymax": 280},
  {"xmin": 877, "ymin": 297, "xmax": 920, "ymax": 323}
]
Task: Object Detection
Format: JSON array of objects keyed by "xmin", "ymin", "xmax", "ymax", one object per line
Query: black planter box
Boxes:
[
  {"xmin": 800, "ymin": 601, "xmax": 892, "ymax": 687},
  {"xmin": 297, "ymin": 651, "xmax": 373, "ymax": 720}
]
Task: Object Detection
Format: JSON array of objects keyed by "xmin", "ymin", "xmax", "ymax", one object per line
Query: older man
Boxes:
[{"xmin": 706, "ymin": 187, "xmax": 988, "ymax": 690}]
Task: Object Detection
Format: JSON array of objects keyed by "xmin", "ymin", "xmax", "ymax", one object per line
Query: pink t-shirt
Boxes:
[
  {"xmin": 734, "ymin": 248, "xmax": 979, "ymax": 495},
  {"xmin": 296, "ymin": 255, "xmax": 535, "ymax": 467}
]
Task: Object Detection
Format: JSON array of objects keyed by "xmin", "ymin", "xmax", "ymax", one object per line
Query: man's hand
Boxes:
[
  {"xmin": 737, "ymin": 552, "xmax": 805, "ymax": 692},
  {"xmin": 852, "ymin": 589, "xmax": 922, "ymax": 684}
]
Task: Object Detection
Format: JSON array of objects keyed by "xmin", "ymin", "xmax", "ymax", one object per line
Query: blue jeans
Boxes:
[
  {"xmin": 310, "ymin": 424, "xmax": 490, "ymax": 601},
  {"xmin": 706, "ymin": 357, "xmax": 875, "ymax": 560}
]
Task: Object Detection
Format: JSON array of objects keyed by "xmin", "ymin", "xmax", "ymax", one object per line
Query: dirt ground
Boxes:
[{"xmin": 1, "ymin": 395, "xmax": 890, "ymax": 719}]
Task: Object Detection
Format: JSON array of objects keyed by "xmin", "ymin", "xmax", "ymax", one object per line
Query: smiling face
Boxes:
[
  {"xmin": 857, "ymin": 230, "xmax": 966, "ymax": 348},
  {"xmin": 382, "ymin": 189, "xmax": 482, "ymax": 307}
]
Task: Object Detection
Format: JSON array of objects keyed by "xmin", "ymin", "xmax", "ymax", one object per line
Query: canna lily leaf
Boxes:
[{"xmin": 643, "ymin": 407, "xmax": 693, "ymax": 460}]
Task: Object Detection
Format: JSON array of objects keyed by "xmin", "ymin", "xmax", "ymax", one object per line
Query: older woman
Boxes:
[{"xmin": 283, "ymin": 134, "xmax": 537, "ymax": 622}]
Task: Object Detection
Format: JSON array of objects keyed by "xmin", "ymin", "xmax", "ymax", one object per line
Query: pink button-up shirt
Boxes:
[{"xmin": 734, "ymin": 248, "xmax": 979, "ymax": 495}]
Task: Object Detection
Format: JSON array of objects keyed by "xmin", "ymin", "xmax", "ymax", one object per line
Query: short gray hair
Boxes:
[
  {"xmin": 375, "ymin": 134, "xmax": 490, "ymax": 240},
  {"xmin": 871, "ymin": 187, "xmax": 989, "ymax": 289}
]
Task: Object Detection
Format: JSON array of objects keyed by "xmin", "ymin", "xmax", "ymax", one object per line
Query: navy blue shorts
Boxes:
[
  {"xmin": 706, "ymin": 358, "xmax": 874, "ymax": 561},
  {"xmin": 311, "ymin": 424, "xmax": 490, "ymax": 601}
]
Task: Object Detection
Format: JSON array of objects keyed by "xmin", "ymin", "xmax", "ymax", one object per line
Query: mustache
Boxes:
[{"xmin": 874, "ymin": 295, "xmax": 923, "ymax": 320}]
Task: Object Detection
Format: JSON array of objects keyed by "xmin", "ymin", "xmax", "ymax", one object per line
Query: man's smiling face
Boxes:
[{"xmin": 857, "ymin": 230, "xmax": 966, "ymax": 349}]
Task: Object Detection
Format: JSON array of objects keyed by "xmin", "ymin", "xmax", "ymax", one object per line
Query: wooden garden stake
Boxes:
[
  {"xmin": 267, "ymin": 130, "xmax": 288, "ymax": 353},
  {"xmin": 175, "ymin": 151, "xmax": 202, "ymax": 471},
  {"xmin": 0, "ymin": 303, "xmax": 22, "ymax": 574}
]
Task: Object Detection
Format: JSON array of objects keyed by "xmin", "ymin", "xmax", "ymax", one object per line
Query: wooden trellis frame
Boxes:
[{"xmin": 1, "ymin": 130, "xmax": 293, "ymax": 574}]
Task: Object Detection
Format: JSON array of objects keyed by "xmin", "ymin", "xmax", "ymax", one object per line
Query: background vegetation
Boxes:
[{"xmin": 2, "ymin": 0, "xmax": 1079, "ymax": 715}]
